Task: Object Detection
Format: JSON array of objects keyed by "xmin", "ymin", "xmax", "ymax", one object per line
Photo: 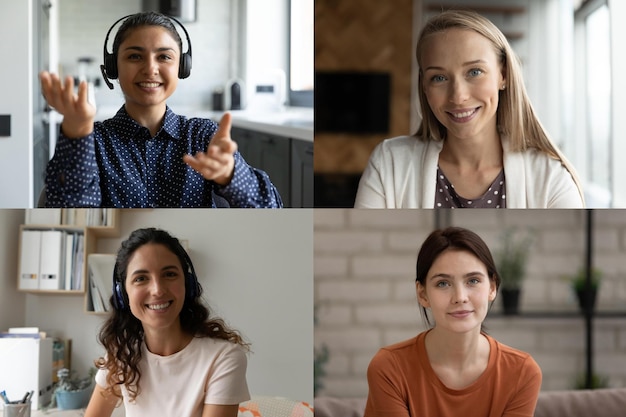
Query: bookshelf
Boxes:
[{"xmin": 17, "ymin": 210, "xmax": 120, "ymax": 313}]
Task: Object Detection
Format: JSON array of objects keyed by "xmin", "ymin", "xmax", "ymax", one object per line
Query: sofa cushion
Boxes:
[
  {"xmin": 534, "ymin": 388, "xmax": 626, "ymax": 417},
  {"xmin": 314, "ymin": 389, "xmax": 626, "ymax": 417},
  {"xmin": 314, "ymin": 397, "xmax": 366, "ymax": 417}
]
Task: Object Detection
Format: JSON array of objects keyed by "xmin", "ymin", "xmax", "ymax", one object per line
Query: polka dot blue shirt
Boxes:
[{"xmin": 45, "ymin": 106, "xmax": 283, "ymax": 208}]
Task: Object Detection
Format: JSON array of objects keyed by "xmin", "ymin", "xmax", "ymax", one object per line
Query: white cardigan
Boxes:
[{"xmin": 354, "ymin": 136, "xmax": 584, "ymax": 208}]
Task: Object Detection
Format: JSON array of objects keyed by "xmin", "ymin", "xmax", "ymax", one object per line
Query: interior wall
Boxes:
[
  {"xmin": 0, "ymin": 2, "xmax": 32, "ymax": 207},
  {"xmin": 0, "ymin": 210, "xmax": 27, "ymax": 331},
  {"xmin": 314, "ymin": 0, "xmax": 414, "ymax": 174}
]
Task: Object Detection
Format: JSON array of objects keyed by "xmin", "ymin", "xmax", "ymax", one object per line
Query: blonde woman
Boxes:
[{"xmin": 355, "ymin": 10, "xmax": 584, "ymax": 208}]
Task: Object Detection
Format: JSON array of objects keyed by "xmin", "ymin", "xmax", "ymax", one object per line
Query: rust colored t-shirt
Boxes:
[{"xmin": 365, "ymin": 331, "xmax": 542, "ymax": 417}]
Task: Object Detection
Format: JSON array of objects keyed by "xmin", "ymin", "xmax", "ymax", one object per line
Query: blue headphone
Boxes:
[
  {"xmin": 100, "ymin": 13, "xmax": 193, "ymax": 90},
  {"xmin": 112, "ymin": 243, "xmax": 200, "ymax": 311}
]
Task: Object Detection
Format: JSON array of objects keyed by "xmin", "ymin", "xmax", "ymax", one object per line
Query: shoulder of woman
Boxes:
[
  {"xmin": 194, "ymin": 336, "xmax": 248, "ymax": 355},
  {"xmin": 370, "ymin": 336, "xmax": 420, "ymax": 365},
  {"xmin": 492, "ymin": 337, "xmax": 540, "ymax": 372},
  {"xmin": 504, "ymin": 142, "xmax": 563, "ymax": 168},
  {"xmin": 371, "ymin": 135, "xmax": 436, "ymax": 159}
]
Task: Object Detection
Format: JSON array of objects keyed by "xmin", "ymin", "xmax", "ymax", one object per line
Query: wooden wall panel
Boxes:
[{"xmin": 314, "ymin": 0, "xmax": 414, "ymax": 173}]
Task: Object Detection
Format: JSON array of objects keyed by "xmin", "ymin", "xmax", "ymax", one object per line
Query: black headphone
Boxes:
[
  {"xmin": 112, "ymin": 243, "xmax": 201, "ymax": 311},
  {"xmin": 100, "ymin": 13, "xmax": 193, "ymax": 90}
]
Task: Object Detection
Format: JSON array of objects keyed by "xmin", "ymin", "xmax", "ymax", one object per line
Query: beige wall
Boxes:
[{"xmin": 0, "ymin": 210, "xmax": 27, "ymax": 330}]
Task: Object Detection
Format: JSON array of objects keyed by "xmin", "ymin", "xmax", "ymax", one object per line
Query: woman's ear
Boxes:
[
  {"xmin": 500, "ymin": 67, "xmax": 507, "ymax": 90},
  {"xmin": 488, "ymin": 277, "xmax": 497, "ymax": 301},
  {"xmin": 416, "ymin": 282, "xmax": 430, "ymax": 308}
]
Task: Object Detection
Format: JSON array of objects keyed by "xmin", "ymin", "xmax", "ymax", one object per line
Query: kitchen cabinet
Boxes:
[
  {"xmin": 232, "ymin": 126, "xmax": 312, "ymax": 208},
  {"xmin": 291, "ymin": 140, "xmax": 314, "ymax": 208}
]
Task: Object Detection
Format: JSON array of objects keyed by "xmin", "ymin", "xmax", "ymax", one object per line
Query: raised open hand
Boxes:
[
  {"xmin": 183, "ymin": 113, "xmax": 238, "ymax": 186},
  {"xmin": 40, "ymin": 71, "xmax": 96, "ymax": 138}
]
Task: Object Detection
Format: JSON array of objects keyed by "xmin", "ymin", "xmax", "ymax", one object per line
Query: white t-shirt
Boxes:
[{"xmin": 95, "ymin": 336, "xmax": 250, "ymax": 417}]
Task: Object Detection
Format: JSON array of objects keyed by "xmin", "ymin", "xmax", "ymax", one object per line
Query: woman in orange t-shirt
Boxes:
[{"xmin": 364, "ymin": 227, "xmax": 541, "ymax": 417}]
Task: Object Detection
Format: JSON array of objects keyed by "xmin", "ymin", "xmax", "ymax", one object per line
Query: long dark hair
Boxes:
[
  {"xmin": 416, "ymin": 227, "xmax": 501, "ymax": 327},
  {"xmin": 95, "ymin": 228, "xmax": 249, "ymax": 401}
]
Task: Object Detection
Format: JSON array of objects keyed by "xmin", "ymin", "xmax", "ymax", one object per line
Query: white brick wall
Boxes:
[{"xmin": 315, "ymin": 209, "xmax": 626, "ymax": 397}]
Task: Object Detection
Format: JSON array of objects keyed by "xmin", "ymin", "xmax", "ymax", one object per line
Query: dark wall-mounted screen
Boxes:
[{"xmin": 315, "ymin": 71, "xmax": 391, "ymax": 134}]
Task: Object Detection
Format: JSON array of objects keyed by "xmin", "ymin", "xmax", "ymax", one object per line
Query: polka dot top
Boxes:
[
  {"xmin": 45, "ymin": 106, "xmax": 283, "ymax": 208},
  {"xmin": 435, "ymin": 166, "xmax": 506, "ymax": 208}
]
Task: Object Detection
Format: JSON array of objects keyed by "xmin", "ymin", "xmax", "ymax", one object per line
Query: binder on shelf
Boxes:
[
  {"xmin": 64, "ymin": 232, "xmax": 76, "ymax": 290},
  {"xmin": 88, "ymin": 254, "xmax": 115, "ymax": 312},
  {"xmin": 19, "ymin": 230, "xmax": 41, "ymax": 290},
  {"xmin": 39, "ymin": 230, "xmax": 65, "ymax": 290},
  {"xmin": 72, "ymin": 234, "xmax": 85, "ymax": 291},
  {"xmin": 19, "ymin": 228, "xmax": 85, "ymax": 292}
]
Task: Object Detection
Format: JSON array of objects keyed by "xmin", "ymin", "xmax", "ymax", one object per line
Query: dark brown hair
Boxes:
[
  {"xmin": 416, "ymin": 227, "xmax": 501, "ymax": 326},
  {"xmin": 95, "ymin": 228, "xmax": 249, "ymax": 402},
  {"xmin": 112, "ymin": 12, "xmax": 183, "ymax": 59}
]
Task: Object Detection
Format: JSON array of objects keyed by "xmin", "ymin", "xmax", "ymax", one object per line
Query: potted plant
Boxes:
[
  {"xmin": 50, "ymin": 367, "xmax": 96, "ymax": 410},
  {"xmin": 569, "ymin": 267, "xmax": 602, "ymax": 313},
  {"xmin": 314, "ymin": 305, "xmax": 330, "ymax": 396},
  {"xmin": 574, "ymin": 371, "xmax": 609, "ymax": 389},
  {"xmin": 495, "ymin": 228, "xmax": 534, "ymax": 315}
]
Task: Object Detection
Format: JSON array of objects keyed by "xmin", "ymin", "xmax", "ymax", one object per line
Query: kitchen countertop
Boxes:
[{"xmin": 92, "ymin": 106, "xmax": 313, "ymax": 142}]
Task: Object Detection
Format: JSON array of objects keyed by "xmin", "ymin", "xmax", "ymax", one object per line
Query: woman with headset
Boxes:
[
  {"xmin": 39, "ymin": 12, "xmax": 282, "ymax": 208},
  {"xmin": 84, "ymin": 228, "xmax": 249, "ymax": 417}
]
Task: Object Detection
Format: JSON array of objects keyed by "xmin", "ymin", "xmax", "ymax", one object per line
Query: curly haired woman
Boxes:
[{"xmin": 84, "ymin": 228, "xmax": 249, "ymax": 417}]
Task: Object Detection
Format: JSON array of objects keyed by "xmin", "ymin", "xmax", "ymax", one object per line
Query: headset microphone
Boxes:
[{"xmin": 100, "ymin": 65, "xmax": 115, "ymax": 90}]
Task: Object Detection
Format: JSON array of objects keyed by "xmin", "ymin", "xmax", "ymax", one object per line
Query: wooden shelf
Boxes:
[
  {"xmin": 17, "ymin": 289, "xmax": 84, "ymax": 295},
  {"xmin": 17, "ymin": 209, "xmax": 120, "ymax": 303}
]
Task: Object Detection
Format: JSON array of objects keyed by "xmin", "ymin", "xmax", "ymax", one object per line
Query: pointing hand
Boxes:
[{"xmin": 183, "ymin": 113, "xmax": 238, "ymax": 186}]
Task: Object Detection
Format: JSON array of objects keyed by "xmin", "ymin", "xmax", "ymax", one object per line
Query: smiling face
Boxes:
[
  {"xmin": 420, "ymin": 28, "xmax": 505, "ymax": 143},
  {"xmin": 417, "ymin": 248, "xmax": 497, "ymax": 334},
  {"xmin": 124, "ymin": 243, "xmax": 186, "ymax": 335},
  {"xmin": 116, "ymin": 25, "xmax": 180, "ymax": 116}
]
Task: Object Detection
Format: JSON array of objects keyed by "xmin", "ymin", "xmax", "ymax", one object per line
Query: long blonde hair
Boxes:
[{"xmin": 415, "ymin": 10, "xmax": 584, "ymax": 200}]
